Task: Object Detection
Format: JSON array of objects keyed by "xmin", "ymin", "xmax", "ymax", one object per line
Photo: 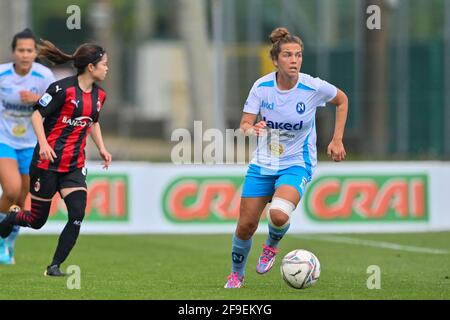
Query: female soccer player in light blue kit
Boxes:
[
  {"xmin": 225, "ymin": 27, "xmax": 348, "ymax": 288},
  {"xmin": 0, "ymin": 29, "xmax": 55, "ymax": 264}
]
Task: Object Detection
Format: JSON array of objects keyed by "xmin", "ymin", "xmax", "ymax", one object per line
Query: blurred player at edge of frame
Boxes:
[{"xmin": 0, "ymin": 29, "xmax": 55, "ymax": 265}]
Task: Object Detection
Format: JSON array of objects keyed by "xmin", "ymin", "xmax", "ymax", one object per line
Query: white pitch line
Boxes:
[{"xmin": 293, "ymin": 234, "xmax": 449, "ymax": 255}]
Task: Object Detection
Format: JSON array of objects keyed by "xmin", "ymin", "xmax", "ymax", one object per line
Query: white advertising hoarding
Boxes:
[{"xmin": 2, "ymin": 161, "xmax": 449, "ymax": 234}]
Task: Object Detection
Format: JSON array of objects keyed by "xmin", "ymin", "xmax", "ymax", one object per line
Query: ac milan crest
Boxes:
[{"xmin": 34, "ymin": 178, "xmax": 41, "ymax": 192}]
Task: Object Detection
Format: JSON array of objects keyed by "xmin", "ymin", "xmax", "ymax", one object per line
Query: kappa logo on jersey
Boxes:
[
  {"xmin": 38, "ymin": 93, "xmax": 52, "ymax": 107},
  {"xmin": 55, "ymin": 85, "xmax": 62, "ymax": 93},
  {"xmin": 70, "ymin": 99, "xmax": 80, "ymax": 108},
  {"xmin": 62, "ymin": 116, "xmax": 93, "ymax": 127},
  {"xmin": 0, "ymin": 87, "xmax": 13, "ymax": 94},
  {"xmin": 296, "ymin": 102, "xmax": 306, "ymax": 114},
  {"xmin": 262, "ymin": 116, "xmax": 303, "ymax": 131},
  {"xmin": 261, "ymin": 100, "xmax": 275, "ymax": 110}
]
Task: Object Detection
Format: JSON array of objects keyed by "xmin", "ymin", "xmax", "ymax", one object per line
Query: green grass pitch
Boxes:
[{"xmin": 1, "ymin": 232, "xmax": 449, "ymax": 299}]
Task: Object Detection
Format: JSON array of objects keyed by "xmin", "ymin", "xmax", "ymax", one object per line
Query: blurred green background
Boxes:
[{"xmin": 0, "ymin": 0, "xmax": 448, "ymax": 161}]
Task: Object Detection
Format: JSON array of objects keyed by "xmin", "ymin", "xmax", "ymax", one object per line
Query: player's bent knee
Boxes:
[
  {"xmin": 269, "ymin": 209, "xmax": 289, "ymax": 227},
  {"xmin": 25, "ymin": 198, "xmax": 52, "ymax": 229},
  {"xmin": 30, "ymin": 217, "xmax": 47, "ymax": 230},
  {"xmin": 241, "ymin": 221, "xmax": 258, "ymax": 235},
  {"xmin": 63, "ymin": 190, "xmax": 87, "ymax": 223},
  {"xmin": 237, "ymin": 221, "xmax": 258, "ymax": 239},
  {"xmin": 1, "ymin": 188, "xmax": 20, "ymax": 203},
  {"xmin": 268, "ymin": 197, "xmax": 296, "ymax": 228}
]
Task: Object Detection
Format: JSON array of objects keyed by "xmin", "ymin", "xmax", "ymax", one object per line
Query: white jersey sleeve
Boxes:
[
  {"xmin": 243, "ymin": 83, "xmax": 260, "ymax": 115},
  {"xmin": 316, "ymin": 77, "xmax": 338, "ymax": 107},
  {"xmin": 0, "ymin": 62, "xmax": 56, "ymax": 149},
  {"xmin": 42, "ymin": 71, "xmax": 56, "ymax": 93}
]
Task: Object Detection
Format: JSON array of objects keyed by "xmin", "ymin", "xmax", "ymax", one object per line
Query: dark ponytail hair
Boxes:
[
  {"xmin": 11, "ymin": 28, "xmax": 37, "ymax": 51},
  {"xmin": 38, "ymin": 40, "xmax": 105, "ymax": 75},
  {"xmin": 269, "ymin": 27, "xmax": 304, "ymax": 61}
]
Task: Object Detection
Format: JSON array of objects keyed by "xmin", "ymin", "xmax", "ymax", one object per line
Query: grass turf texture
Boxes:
[{"xmin": 1, "ymin": 232, "xmax": 449, "ymax": 299}]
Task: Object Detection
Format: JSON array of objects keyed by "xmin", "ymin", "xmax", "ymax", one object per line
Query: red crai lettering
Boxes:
[
  {"xmin": 169, "ymin": 182, "xmax": 206, "ymax": 219},
  {"xmin": 372, "ymin": 180, "xmax": 408, "ymax": 217},
  {"xmin": 25, "ymin": 178, "xmax": 128, "ymax": 219},
  {"xmin": 345, "ymin": 182, "xmax": 378, "ymax": 217},
  {"xmin": 86, "ymin": 180, "xmax": 127, "ymax": 217},
  {"xmin": 309, "ymin": 177, "xmax": 427, "ymax": 220},
  {"xmin": 87, "ymin": 181, "xmax": 110, "ymax": 216},
  {"xmin": 411, "ymin": 180, "xmax": 425, "ymax": 217},
  {"xmin": 311, "ymin": 180, "xmax": 378, "ymax": 218},
  {"xmin": 168, "ymin": 181, "xmax": 241, "ymax": 220},
  {"xmin": 114, "ymin": 181, "xmax": 126, "ymax": 217},
  {"xmin": 226, "ymin": 185, "xmax": 242, "ymax": 219},
  {"xmin": 311, "ymin": 180, "xmax": 342, "ymax": 218}
]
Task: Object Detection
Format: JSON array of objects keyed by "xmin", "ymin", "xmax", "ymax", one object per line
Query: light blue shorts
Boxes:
[
  {"xmin": 241, "ymin": 164, "xmax": 312, "ymax": 198},
  {"xmin": 0, "ymin": 143, "xmax": 34, "ymax": 175}
]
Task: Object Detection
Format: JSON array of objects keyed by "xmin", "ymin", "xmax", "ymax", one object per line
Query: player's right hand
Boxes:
[
  {"xmin": 38, "ymin": 143, "xmax": 57, "ymax": 163},
  {"xmin": 20, "ymin": 90, "xmax": 41, "ymax": 104},
  {"xmin": 99, "ymin": 148, "xmax": 112, "ymax": 170},
  {"xmin": 252, "ymin": 121, "xmax": 267, "ymax": 136}
]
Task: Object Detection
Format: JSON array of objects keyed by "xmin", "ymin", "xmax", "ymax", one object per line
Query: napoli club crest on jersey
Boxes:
[
  {"xmin": 96, "ymin": 100, "xmax": 102, "ymax": 112},
  {"xmin": 296, "ymin": 102, "xmax": 306, "ymax": 114}
]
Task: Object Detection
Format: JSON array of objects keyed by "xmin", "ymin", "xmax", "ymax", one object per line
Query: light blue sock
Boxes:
[
  {"xmin": 0, "ymin": 238, "xmax": 8, "ymax": 263},
  {"xmin": 6, "ymin": 225, "xmax": 20, "ymax": 257},
  {"xmin": 0, "ymin": 212, "xmax": 19, "ymax": 261},
  {"xmin": 0, "ymin": 213, "xmax": 8, "ymax": 262},
  {"xmin": 231, "ymin": 234, "xmax": 252, "ymax": 277},
  {"xmin": 265, "ymin": 222, "xmax": 290, "ymax": 248}
]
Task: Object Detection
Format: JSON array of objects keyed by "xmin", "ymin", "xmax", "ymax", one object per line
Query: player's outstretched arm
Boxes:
[
  {"xmin": 327, "ymin": 89, "xmax": 348, "ymax": 162},
  {"xmin": 240, "ymin": 112, "xmax": 266, "ymax": 136},
  {"xmin": 89, "ymin": 122, "xmax": 112, "ymax": 169},
  {"xmin": 31, "ymin": 110, "xmax": 56, "ymax": 162}
]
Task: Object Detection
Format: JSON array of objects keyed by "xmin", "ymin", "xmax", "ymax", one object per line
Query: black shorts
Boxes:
[{"xmin": 29, "ymin": 166, "xmax": 87, "ymax": 199}]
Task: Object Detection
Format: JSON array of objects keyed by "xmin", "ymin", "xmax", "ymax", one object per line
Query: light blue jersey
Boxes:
[
  {"xmin": 0, "ymin": 62, "xmax": 55, "ymax": 149},
  {"xmin": 243, "ymin": 72, "xmax": 337, "ymax": 175}
]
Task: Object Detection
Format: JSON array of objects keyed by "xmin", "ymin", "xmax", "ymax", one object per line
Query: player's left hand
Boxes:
[
  {"xmin": 327, "ymin": 139, "xmax": 346, "ymax": 162},
  {"xmin": 20, "ymin": 90, "xmax": 41, "ymax": 104},
  {"xmin": 99, "ymin": 148, "xmax": 112, "ymax": 169}
]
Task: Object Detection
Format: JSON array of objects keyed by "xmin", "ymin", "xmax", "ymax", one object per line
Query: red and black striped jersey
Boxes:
[{"xmin": 32, "ymin": 76, "xmax": 106, "ymax": 172}]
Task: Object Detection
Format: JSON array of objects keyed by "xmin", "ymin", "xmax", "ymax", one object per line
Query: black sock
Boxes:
[
  {"xmin": 14, "ymin": 199, "xmax": 51, "ymax": 228},
  {"xmin": 50, "ymin": 220, "xmax": 81, "ymax": 266},
  {"xmin": 50, "ymin": 191, "xmax": 86, "ymax": 266}
]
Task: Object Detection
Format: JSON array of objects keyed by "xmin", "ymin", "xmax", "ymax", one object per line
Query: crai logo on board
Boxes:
[
  {"xmin": 24, "ymin": 174, "xmax": 129, "ymax": 221},
  {"xmin": 303, "ymin": 174, "xmax": 429, "ymax": 222},
  {"xmin": 162, "ymin": 176, "xmax": 252, "ymax": 223}
]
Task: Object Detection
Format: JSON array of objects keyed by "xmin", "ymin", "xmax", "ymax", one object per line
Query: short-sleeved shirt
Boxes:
[
  {"xmin": 31, "ymin": 75, "xmax": 106, "ymax": 172},
  {"xmin": 0, "ymin": 62, "xmax": 55, "ymax": 149},
  {"xmin": 243, "ymin": 72, "xmax": 337, "ymax": 174}
]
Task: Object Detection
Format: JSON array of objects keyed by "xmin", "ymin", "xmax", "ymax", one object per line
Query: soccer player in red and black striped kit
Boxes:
[{"xmin": 0, "ymin": 40, "xmax": 112, "ymax": 276}]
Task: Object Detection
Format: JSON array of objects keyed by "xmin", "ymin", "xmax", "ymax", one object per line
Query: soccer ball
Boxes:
[{"xmin": 280, "ymin": 249, "xmax": 321, "ymax": 289}]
